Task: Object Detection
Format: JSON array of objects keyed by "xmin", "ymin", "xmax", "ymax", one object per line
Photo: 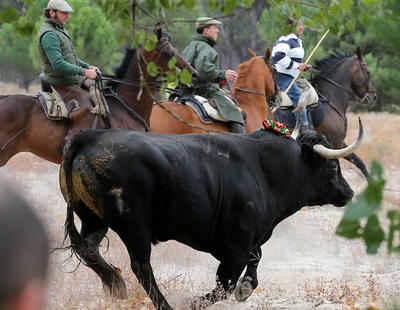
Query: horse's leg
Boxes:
[
  {"xmin": 234, "ymin": 246, "xmax": 261, "ymax": 302},
  {"xmin": 342, "ymin": 142, "xmax": 369, "ymax": 179},
  {"xmin": 111, "ymin": 219, "xmax": 172, "ymax": 310},
  {"xmin": 65, "ymin": 204, "xmax": 127, "ymax": 298}
]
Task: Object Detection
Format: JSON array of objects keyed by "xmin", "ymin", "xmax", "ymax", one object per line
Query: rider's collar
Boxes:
[
  {"xmin": 45, "ymin": 18, "xmax": 64, "ymax": 30},
  {"xmin": 193, "ymin": 34, "xmax": 216, "ymax": 47},
  {"xmin": 287, "ymin": 33, "xmax": 301, "ymax": 41}
]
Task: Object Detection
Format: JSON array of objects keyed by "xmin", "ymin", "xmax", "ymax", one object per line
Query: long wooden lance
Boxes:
[{"xmin": 273, "ymin": 29, "xmax": 330, "ymax": 112}]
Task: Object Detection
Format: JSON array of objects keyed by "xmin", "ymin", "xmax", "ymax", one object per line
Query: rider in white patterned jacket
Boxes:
[{"xmin": 271, "ymin": 19, "xmax": 311, "ymax": 126}]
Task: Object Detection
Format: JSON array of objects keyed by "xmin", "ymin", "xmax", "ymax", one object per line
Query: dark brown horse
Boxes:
[
  {"xmin": 150, "ymin": 47, "xmax": 276, "ymax": 134},
  {"xmin": 0, "ymin": 27, "xmax": 197, "ymax": 166},
  {"xmin": 275, "ymin": 48, "xmax": 377, "ymax": 177}
]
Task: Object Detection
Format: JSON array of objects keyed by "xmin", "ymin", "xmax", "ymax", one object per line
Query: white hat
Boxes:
[
  {"xmin": 195, "ymin": 17, "xmax": 222, "ymax": 29},
  {"xmin": 46, "ymin": 0, "xmax": 73, "ymax": 13}
]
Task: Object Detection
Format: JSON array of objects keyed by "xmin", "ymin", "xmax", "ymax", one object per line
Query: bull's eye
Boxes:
[{"xmin": 330, "ymin": 161, "xmax": 338, "ymax": 171}]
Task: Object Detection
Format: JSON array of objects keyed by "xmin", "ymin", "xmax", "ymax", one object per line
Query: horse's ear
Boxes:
[
  {"xmin": 264, "ymin": 48, "xmax": 271, "ymax": 62},
  {"xmin": 154, "ymin": 23, "xmax": 162, "ymax": 40},
  {"xmin": 248, "ymin": 48, "xmax": 257, "ymax": 58},
  {"xmin": 356, "ymin": 47, "xmax": 363, "ymax": 61}
]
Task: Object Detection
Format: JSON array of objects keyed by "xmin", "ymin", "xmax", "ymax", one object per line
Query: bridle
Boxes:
[
  {"xmin": 318, "ymin": 57, "xmax": 376, "ymax": 104},
  {"xmin": 100, "ymin": 35, "xmax": 187, "ymax": 131}
]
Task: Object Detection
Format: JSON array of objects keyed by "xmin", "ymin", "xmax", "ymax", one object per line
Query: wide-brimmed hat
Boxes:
[
  {"xmin": 195, "ymin": 17, "xmax": 222, "ymax": 29},
  {"xmin": 46, "ymin": 0, "xmax": 73, "ymax": 13}
]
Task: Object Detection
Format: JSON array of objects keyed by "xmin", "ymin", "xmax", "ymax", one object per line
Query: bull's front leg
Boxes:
[
  {"xmin": 191, "ymin": 252, "xmax": 248, "ymax": 310},
  {"xmin": 234, "ymin": 246, "xmax": 262, "ymax": 302}
]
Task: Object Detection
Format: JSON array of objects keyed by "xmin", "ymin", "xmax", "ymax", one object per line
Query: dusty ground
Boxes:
[{"xmin": 1, "ymin": 81, "xmax": 399, "ymax": 310}]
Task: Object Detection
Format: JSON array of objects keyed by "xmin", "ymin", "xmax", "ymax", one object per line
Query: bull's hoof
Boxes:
[
  {"xmin": 103, "ymin": 277, "xmax": 128, "ymax": 299},
  {"xmin": 190, "ymin": 296, "xmax": 212, "ymax": 310},
  {"xmin": 234, "ymin": 276, "xmax": 253, "ymax": 302}
]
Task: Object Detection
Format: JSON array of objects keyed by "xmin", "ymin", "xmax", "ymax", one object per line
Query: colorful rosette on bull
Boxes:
[{"xmin": 262, "ymin": 119, "xmax": 291, "ymax": 138}]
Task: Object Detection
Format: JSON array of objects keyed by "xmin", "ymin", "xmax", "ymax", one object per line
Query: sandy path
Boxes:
[{"xmin": 0, "ymin": 112, "xmax": 399, "ymax": 310}]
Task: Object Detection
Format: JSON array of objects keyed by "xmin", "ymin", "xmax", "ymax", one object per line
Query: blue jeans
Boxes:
[{"xmin": 276, "ymin": 73, "xmax": 308, "ymax": 126}]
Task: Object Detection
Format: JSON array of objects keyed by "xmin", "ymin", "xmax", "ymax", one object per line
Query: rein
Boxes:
[
  {"xmin": 317, "ymin": 59, "xmax": 375, "ymax": 104},
  {"xmin": 232, "ymin": 86, "xmax": 269, "ymax": 98},
  {"xmin": 103, "ymin": 88, "xmax": 150, "ymax": 131}
]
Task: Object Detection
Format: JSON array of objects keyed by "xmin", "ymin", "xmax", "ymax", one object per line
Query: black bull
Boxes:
[{"xmin": 59, "ymin": 121, "xmax": 363, "ymax": 310}]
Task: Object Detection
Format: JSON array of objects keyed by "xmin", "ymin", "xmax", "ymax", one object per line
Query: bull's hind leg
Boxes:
[
  {"xmin": 111, "ymin": 220, "xmax": 172, "ymax": 310},
  {"xmin": 65, "ymin": 204, "xmax": 127, "ymax": 298},
  {"xmin": 234, "ymin": 246, "xmax": 262, "ymax": 302}
]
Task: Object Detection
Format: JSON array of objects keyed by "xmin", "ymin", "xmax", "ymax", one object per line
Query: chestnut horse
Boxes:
[
  {"xmin": 150, "ymin": 47, "xmax": 276, "ymax": 134},
  {"xmin": 275, "ymin": 48, "xmax": 376, "ymax": 177},
  {"xmin": 0, "ymin": 28, "xmax": 197, "ymax": 166}
]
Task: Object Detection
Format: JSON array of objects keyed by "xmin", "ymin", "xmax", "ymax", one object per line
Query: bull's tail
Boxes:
[
  {"xmin": 59, "ymin": 134, "xmax": 85, "ymax": 204},
  {"xmin": 59, "ymin": 134, "xmax": 87, "ymax": 261},
  {"xmin": 64, "ymin": 204, "xmax": 85, "ymax": 259}
]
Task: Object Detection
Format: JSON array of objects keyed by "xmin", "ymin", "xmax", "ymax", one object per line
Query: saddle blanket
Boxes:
[{"xmin": 182, "ymin": 95, "xmax": 229, "ymax": 124}]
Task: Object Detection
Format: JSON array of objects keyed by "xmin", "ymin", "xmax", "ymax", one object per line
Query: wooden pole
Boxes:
[{"xmin": 283, "ymin": 29, "xmax": 330, "ymax": 96}]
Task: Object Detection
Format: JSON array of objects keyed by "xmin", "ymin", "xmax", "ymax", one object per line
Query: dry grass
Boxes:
[
  {"xmin": 1, "ymin": 82, "xmax": 399, "ymax": 310},
  {"xmin": 0, "ymin": 81, "xmax": 40, "ymax": 94}
]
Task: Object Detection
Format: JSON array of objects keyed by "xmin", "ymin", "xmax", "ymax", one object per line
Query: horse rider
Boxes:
[
  {"xmin": 182, "ymin": 17, "xmax": 246, "ymax": 133},
  {"xmin": 271, "ymin": 18, "xmax": 311, "ymax": 127},
  {"xmin": 38, "ymin": 0, "xmax": 106, "ymax": 140}
]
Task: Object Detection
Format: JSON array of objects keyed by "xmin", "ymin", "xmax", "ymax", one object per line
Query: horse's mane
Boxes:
[
  {"xmin": 235, "ymin": 57, "xmax": 260, "ymax": 89},
  {"xmin": 313, "ymin": 50, "xmax": 354, "ymax": 76},
  {"xmin": 107, "ymin": 48, "xmax": 137, "ymax": 87},
  {"xmin": 114, "ymin": 48, "xmax": 137, "ymax": 79}
]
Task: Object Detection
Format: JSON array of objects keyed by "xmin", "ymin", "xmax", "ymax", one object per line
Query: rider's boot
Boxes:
[
  {"xmin": 230, "ymin": 122, "xmax": 246, "ymax": 133},
  {"xmin": 82, "ymin": 79, "xmax": 109, "ymax": 118}
]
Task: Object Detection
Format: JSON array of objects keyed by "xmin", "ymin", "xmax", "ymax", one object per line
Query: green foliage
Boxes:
[
  {"xmin": 0, "ymin": 23, "xmax": 37, "ymax": 89},
  {"xmin": 0, "ymin": 5, "xmax": 19, "ymax": 23},
  {"xmin": 336, "ymin": 161, "xmax": 400, "ymax": 254},
  {"xmin": 179, "ymin": 68, "xmax": 192, "ymax": 84}
]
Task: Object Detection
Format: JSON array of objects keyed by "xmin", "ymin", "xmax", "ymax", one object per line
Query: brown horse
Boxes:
[
  {"xmin": 150, "ymin": 47, "xmax": 276, "ymax": 134},
  {"xmin": 0, "ymin": 27, "xmax": 197, "ymax": 166},
  {"xmin": 275, "ymin": 48, "xmax": 377, "ymax": 177}
]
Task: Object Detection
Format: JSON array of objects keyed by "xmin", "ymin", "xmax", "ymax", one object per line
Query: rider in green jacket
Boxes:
[
  {"xmin": 182, "ymin": 17, "xmax": 245, "ymax": 133},
  {"xmin": 38, "ymin": 0, "xmax": 106, "ymax": 141}
]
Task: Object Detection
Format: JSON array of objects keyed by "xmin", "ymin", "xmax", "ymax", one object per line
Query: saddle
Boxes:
[
  {"xmin": 38, "ymin": 74, "xmax": 109, "ymax": 120},
  {"xmin": 174, "ymin": 95, "xmax": 229, "ymax": 124},
  {"xmin": 37, "ymin": 74, "xmax": 79, "ymax": 120}
]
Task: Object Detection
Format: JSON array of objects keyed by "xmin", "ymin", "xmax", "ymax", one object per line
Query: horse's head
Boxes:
[
  {"xmin": 147, "ymin": 23, "xmax": 198, "ymax": 81},
  {"xmin": 237, "ymin": 47, "xmax": 276, "ymax": 101},
  {"xmin": 351, "ymin": 47, "xmax": 377, "ymax": 105}
]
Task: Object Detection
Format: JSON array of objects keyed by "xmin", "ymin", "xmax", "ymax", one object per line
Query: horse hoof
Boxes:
[{"xmin": 234, "ymin": 276, "xmax": 253, "ymax": 302}]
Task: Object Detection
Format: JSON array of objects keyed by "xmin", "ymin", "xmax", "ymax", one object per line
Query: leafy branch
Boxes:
[{"xmin": 336, "ymin": 161, "xmax": 400, "ymax": 254}]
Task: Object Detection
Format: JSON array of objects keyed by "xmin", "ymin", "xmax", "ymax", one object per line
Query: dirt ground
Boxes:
[{"xmin": 0, "ymin": 83, "xmax": 399, "ymax": 309}]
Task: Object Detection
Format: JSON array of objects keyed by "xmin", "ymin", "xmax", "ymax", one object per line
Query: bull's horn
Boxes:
[{"xmin": 313, "ymin": 117, "xmax": 363, "ymax": 159}]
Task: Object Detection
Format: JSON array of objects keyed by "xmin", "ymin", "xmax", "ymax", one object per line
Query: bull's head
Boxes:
[{"xmin": 297, "ymin": 118, "xmax": 363, "ymax": 207}]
